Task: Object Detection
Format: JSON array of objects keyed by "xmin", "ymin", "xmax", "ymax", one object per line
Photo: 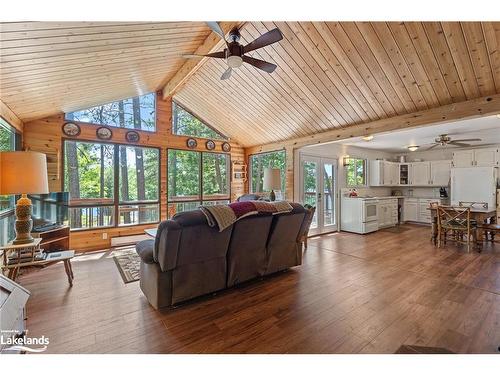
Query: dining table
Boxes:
[{"xmin": 428, "ymin": 206, "xmax": 497, "ymax": 245}]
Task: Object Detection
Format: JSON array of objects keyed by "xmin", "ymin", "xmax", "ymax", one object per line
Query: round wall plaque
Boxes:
[
  {"xmin": 205, "ymin": 140, "xmax": 216, "ymax": 150},
  {"xmin": 96, "ymin": 126, "xmax": 112, "ymax": 140},
  {"xmin": 62, "ymin": 122, "xmax": 81, "ymax": 137}
]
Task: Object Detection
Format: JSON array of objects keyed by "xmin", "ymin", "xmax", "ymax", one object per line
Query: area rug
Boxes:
[
  {"xmin": 113, "ymin": 250, "xmax": 140, "ymax": 284},
  {"xmin": 395, "ymin": 345, "xmax": 455, "ymax": 354}
]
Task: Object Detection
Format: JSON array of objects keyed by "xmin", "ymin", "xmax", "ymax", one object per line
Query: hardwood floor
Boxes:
[{"xmin": 19, "ymin": 224, "xmax": 500, "ymax": 354}]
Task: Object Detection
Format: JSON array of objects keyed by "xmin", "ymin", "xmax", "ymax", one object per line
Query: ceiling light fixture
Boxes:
[
  {"xmin": 407, "ymin": 145, "xmax": 419, "ymax": 152},
  {"xmin": 496, "ymin": 113, "xmax": 500, "ymax": 119},
  {"xmin": 362, "ymin": 135, "xmax": 374, "ymax": 142}
]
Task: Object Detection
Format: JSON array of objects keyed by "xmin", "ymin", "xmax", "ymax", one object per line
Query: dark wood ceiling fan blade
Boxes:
[
  {"xmin": 243, "ymin": 28, "xmax": 283, "ymax": 54},
  {"xmin": 426, "ymin": 144, "xmax": 439, "ymax": 150},
  {"xmin": 449, "ymin": 141, "xmax": 471, "ymax": 147},
  {"xmin": 183, "ymin": 51, "xmax": 225, "ymax": 59},
  {"xmin": 206, "ymin": 22, "xmax": 229, "ymax": 47},
  {"xmin": 242, "ymin": 55, "xmax": 277, "ymax": 73},
  {"xmin": 221, "ymin": 67, "xmax": 232, "ymax": 80}
]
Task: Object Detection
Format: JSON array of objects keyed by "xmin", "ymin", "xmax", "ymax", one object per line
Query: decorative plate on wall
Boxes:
[
  {"xmin": 205, "ymin": 140, "xmax": 216, "ymax": 150},
  {"xmin": 221, "ymin": 142, "xmax": 231, "ymax": 152},
  {"xmin": 62, "ymin": 122, "xmax": 81, "ymax": 137},
  {"xmin": 125, "ymin": 130, "xmax": 140, "ymax": 143},
  {"xmin": 96, "ymin": 126, "xmax": 112, "ymax": 140},
  {"xmin": 186, "ymin": 138, "xmax": 198, "ymax": 149}
]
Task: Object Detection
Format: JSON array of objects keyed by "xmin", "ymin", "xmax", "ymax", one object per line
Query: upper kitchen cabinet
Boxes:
[
  {"xmin": 452, "ymin": 148, "xmax": 499, "ymax": 167},
  {"xmin": 411, "ymin": 162, "xmax": 431, "ymax": 186},
  {"xmin": 369, "ymin": 160, "xmax": 398, "ymax": 186},
  {"xmin": 430, "ymin": 160, "xmax": 452, "ymax": 186}
]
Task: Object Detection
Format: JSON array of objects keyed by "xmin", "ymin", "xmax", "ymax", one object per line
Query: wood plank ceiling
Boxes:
[
  {"xmin": 175, "ymin": 22, "xmax": 500, "ymax": 147},
  {"xmin": 0, "ymin": 22, "xmax": 212, "ymax": 121}
]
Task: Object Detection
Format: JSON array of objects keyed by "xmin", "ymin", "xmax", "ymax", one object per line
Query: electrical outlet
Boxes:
[{"xmin": 102, "ymin": 233, "xmax": 108, "ymax": 240}]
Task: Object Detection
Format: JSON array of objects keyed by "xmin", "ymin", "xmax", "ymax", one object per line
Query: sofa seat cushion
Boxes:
[{"xmin": 136, "ymin": 239, "xmax": 155, "ymax": 264}]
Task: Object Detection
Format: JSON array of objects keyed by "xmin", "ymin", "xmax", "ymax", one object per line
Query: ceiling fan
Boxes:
[
  {"xmin": 424, "ymin": 134, "xmax": 482, "ymax": 150},
  {"xmin": 183, "ymin": 22, "xmax": 283, "ymax": 80}
]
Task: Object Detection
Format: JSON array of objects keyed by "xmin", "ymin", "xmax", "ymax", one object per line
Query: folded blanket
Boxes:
[{"xmin": 199, "ymin": 201, "xmax": 294, "ymax": 232}]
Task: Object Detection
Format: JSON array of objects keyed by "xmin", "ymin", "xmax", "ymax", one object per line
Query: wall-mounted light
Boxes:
[
  {"xmin": 343, "ymin": 155, "xmax": 350, "ymax": 166},
  {"xmin": 407, "ymin": 145, "xmax": 419, "ymax": 152},
  {"xmin": 362, "ymin": 135, "xmax": 374, "ymax": 142}
]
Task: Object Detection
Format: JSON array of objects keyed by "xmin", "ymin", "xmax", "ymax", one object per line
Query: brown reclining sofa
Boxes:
[{"xmin": 135, "ymin": 202, "xmax": 307, "ymax": 309}]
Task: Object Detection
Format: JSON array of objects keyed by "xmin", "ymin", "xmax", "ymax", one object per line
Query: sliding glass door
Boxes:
[{"xmin": 299, "ymin": 155, "xmax": 338, "ymax": 236}]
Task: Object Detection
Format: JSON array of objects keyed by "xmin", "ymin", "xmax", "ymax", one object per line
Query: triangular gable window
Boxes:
[{"xmin": 172, "ymin": 102, "xmax": 228, "ymax": 140}]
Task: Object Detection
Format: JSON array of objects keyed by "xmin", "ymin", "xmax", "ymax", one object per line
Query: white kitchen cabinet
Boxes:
[
  {"xmin": 377, "ymin": 199, "xmax": 398, "ymax": 228},
  {"xmin": 411, "ymin": 162, "xmax": 431, "ymax": 186},
  {"xmin": 430, "ymin": 160, "xmax": 451, "ymax": 186},
  {"xmin": 398, "ymin": 163, "xmax": 412, "ymax": 185},
  {"xmin": 404, "ymin": 199, "xmax": 418, "ymax": 222},
  {"xmin": 453, "ymin": 147, "xmax": 499, "ymax": 167},
  {"xmin": 370, "ymin": 160, "xmax": 398, "ymax": 186},
  {"xmin": 474, "ymin": 148, "xmax": 498, "ymax": 167}
]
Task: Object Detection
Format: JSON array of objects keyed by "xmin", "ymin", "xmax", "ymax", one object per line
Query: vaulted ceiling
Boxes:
[
  {"xmin": 1, "ymin": 22, "xmax": 499, "ymax": 148},
  {"xmin": 175, "ymin": 22, "xmax": 500, "ymax": 147},
  {"xmin": 0, "ymin": 22, "xmax": 213, "ymax": 121}
]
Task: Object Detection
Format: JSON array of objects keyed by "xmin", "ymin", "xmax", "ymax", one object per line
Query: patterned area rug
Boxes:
[{"xmin": 113, "ymin": 250, "xmax": 140, "ymax": 283}]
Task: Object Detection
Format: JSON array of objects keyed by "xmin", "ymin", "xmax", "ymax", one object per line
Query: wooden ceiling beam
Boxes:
[
  {"xmin": 0, "ymin": 99, "xmax": 24, "ymax": 132},
  {"xmin": 160, "ymin": 22, "xmax": 242, "ymax": 99},
  {"xmin": 246, "ymin": 93, "xmax": 500, "ymax": 153}
]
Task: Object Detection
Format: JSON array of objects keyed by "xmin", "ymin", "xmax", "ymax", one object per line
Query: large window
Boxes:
[
  {"xmin": 167, "ymin": 149, "xmax": 230, "ymax": 218},
  {"xmin": 172, "ymin": 102, "xmax": 227, "ymax": 140},
  {"xmin": 65, "ymin": 93, "xmax": 156, "ymax": 132},
  {"xmin": 64, "ymin": 140, "xmax": 160, "ymax": 230},
  {"xmin": 0, "ymin": 118, "xmax": 19, "ymax": 245},
  {"xmin": 249, "ymin": 150, "xmax": 286, "ymax": 195},
  {"xmin": 345, "ymin": 158, "xmax": 366, "ymax": 187}
]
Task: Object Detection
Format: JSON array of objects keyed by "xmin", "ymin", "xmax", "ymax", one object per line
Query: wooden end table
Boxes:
[{"xmin": 1, "ymin": 239, "xmax": 75, "ymax": 286}]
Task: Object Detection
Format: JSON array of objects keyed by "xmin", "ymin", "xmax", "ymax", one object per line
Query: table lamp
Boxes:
[
  {"xmin": 263, "ymin": 168, "xmax": 282, "ymax": 202},
  {"xmin": 0, "ymin": 151, "xmax": 49, "ymax": 244}
]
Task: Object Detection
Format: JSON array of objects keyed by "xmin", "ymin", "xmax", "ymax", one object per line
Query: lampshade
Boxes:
[
  {"xmin": 263, "ymin": 168, "xmax": 282, "ymax": 191},
  {"xmin": 0, "ymin": 151, "xmax": 49, "ymax": 195}
]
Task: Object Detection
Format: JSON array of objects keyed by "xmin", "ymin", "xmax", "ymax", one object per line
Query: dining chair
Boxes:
[
  {"xmin": 300, "ymin": 204, "xmax": 316, "ymax": 250},
  {"xmin": 436, "ymin": 206, "xmax": 478, "ymax": 252},
  {"xmin": 430, "ymin": 202, "xmax": 439, "ymax": 245}
]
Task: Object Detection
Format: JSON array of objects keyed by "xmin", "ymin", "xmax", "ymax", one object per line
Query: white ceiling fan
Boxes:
[{"xmin": 423, "ymin": 134, "xmax": 482, "ymax": 150}]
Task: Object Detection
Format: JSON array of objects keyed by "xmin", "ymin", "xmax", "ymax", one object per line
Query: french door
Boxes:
[{"xmin": 299, "ymin": 155, "xmax": 338, "ymax": 236}]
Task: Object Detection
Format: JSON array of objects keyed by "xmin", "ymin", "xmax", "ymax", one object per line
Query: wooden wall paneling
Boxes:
[
  {"xmin": 461, "ymin": 22, "xmax": 496, "ymax": 96},
  {"xmin": 353, "ymin": 22, "xmax": 420, "ymax": 113},
  {"xmin": 481, "ymin": 22, "xmax": 500, "ymax": 92},
  {"xmin": 386, "ymin": 22, "xmax": 443, "ymax": 107},
  {"xmin": 22, "ymin": 93, "xmax": 246, "ymax": 251},
  {"xmin": 421, "ymin": 22, "xmax": 467, "ymax": 102},
  {"xmin": 0, "ymin": 99, "xmax": 23, "ymax": 132},
  {"xmin": 403, "ymin": 22, "xmax": 454, "ymax": 104}
]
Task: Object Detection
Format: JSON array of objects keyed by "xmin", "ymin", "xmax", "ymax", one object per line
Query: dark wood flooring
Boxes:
[{"xmin": 19, "ymin": 224, "xmax": 500, "ymax": 354}]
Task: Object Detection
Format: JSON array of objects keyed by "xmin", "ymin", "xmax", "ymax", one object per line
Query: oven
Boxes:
[{"xmin": 362, "ymin": 200, "xmax": 379, "ymax": 223}]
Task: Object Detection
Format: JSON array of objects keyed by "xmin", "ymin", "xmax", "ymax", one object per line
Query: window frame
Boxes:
[
  {"xmin": 171, "ymin": 101, "xmax": 228, "ymax": 141},
  {"xmin": 248, "ymin": 149, "xmax": 287, "ymax": 195},
  {"xmin": 167, "ymin": 148, "xmax": 231, "ymax": 218},
  {"xmin": 64, "ymin": 93, "xmax": 157, "ymax": 133},
  {"xmin": 0, "ymin": 117, "xmax": 21, "ymax": 220},
  {"xmin": 62, "ymin": 138, "xmax": 161, "ymax": 231},
  {"xmin": 345, "ymin": 157, "xmax": 367, "ymax": 187}
]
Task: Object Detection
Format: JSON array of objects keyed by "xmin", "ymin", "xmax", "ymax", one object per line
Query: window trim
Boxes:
[
  {"xmin": 171, "ymin": 101, "xmax": 229, "ymax": 141},
  {"xmin": 0, "ymin": 117, "xmax": 21, "ymax": 219},
  {"xmin": 167, "ymin": 148, "xmax": 231, "ymax": 218},
  {"xmin": 62, "ymin": 138, "xmax": 161, "ymax": 231},
  {"xmin": 64, "ymin": 93, "xmax": 157, "ymax": 133},
  {"xmin": 248, "ymin": 149, "xmax": 287, "ymax": 194},
  {"xmin": 345, "ymin": 157, "xmax": 367, "ymax": 187}
]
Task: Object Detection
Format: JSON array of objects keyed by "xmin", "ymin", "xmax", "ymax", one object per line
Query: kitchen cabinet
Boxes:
[
  {"xmin": 403, "ymin": 199, "xmax": 418, "ymax": 222},
  {"xmin": 453, "ymin": 147, "xmax": 499, "ymax": 167},
  {"xmin": 370, "ymin": 160, "xmax": 398, "ymax": 186},
  {"xmin": 430, "ymin": 160, "xmax": 451, "ymax": 186},
  {"xmin": 411, "ymin": 162, "xmax": 431, "ymax": 186},
  {"xmin": 398, "ymin": 163, "xmax": 411, "ymax": 185},
  {"xmin": 377, "ymin": 199, "xmax": 398, "ymax": 228}
]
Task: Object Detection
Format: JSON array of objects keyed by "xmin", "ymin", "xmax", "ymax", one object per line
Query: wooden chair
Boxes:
[
  {"xmin": 436, "ymin": 206, "xmax": 478, "ymax": 252},
  {"xmin": 430, "ymin": 202, "xmax": 439, "ymax": 245},
  {"xmin": 477, "ymin": 223, "xmax": 500, "ymax": 243},
  {"xmin": 300, "ymin": 205, "xmax": 316, "ymax": 249}
]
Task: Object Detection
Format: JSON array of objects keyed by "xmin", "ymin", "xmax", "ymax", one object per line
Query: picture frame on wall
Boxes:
[
  {"xmin": 125, "ymin": 130, "xmax": 140, "ymax": 143},
  {"xmin": 96, "ymin": 126, "xmax": 113, "ymax": 140}
]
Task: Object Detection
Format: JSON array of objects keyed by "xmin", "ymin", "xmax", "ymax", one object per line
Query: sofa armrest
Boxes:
[
  {"xmin": 136, "ymin": 239, "xmax": 155, "ymax": 264},
  {"xmin": 155, "ymin": 220, "xmax": 182, "ymax": 272}
]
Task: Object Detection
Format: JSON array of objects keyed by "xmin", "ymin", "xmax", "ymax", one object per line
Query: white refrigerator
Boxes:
[{"xmin": 451, "ymin": 167, "xmax": 498, "ymax": 209}]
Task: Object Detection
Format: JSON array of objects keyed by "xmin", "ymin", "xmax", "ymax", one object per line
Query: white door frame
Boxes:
[{"xmin": 298, "ymin": 154, "xmax": 338, "ymax": 236}]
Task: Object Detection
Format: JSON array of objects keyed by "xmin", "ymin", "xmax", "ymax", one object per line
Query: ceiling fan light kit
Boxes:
[
  {"xmin": 362, "ymin": 135, "xmax": 374, "ymax": 141},
  {"xmin": 185, "ymin": 22, "xmax": 284, "ymax": 80},
  {"xmin": 408, "ymin": 145, "xmax": 419, "ymax": 152}
]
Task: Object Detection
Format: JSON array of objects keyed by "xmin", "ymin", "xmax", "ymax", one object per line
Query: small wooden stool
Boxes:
[{"xmin": 478, "ymin": 223, "xmax": 500, "ymax": 243}]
